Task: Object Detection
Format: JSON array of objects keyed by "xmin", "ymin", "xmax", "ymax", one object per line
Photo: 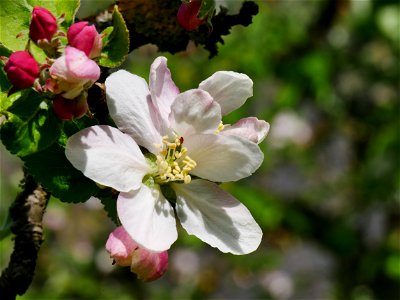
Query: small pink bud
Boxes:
[
  {"xmin": 106, "ymin": 226, "xmax": 169, "ymax": 282},
  {"xmin": 29, "ymin": 7, "xmax": 58, "ymax": 43},
  {"xmin": 4, "ymin": 51, "xmax": 40, "ymax": 89},
  {"xmin": 52, "ymin": 94, "xmax": 88, "ymax": 120},
  {"xmin": 67, "ymin": 22, "xmax": 102, "ymax": 59},
  {"xmin": 177, "ymin": 0, "xmax": 205, "ymax": 31}
]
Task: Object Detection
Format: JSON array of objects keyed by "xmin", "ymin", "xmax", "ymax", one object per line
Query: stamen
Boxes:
[
  {"xmin": 153, "ymin": 136, "xmax": 197, "ymax": 184},
  {"xmin": 215, "ymin": 121, "xmax": 225, "ymax": 134}
]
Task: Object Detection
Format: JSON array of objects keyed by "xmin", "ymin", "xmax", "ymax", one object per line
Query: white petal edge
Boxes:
[
  {"xmin": 117, "ymin": 184, "xmax": 178, "ymax": 252},
  {"xmin": 199, "ymin": 71, "xmax": 253, "ymax": 116},
  {"xmin": 221, "ymin": 117, "xmax": 270, "ymax": 144},
  {"xmin": 173, "ymin": 180, "xmax": 262, "ymax": 255},
  {"xmin": 169, "ymin": 89, "xmax": 221, "ymax": 137},
  {"xmin": 65, "ymin": 125, "xmax": 150, "ymax": 192},
  {"xmin": 106, "ymin": 70, "xmax": 162, "ymax": 154},
  {"xmin": 149, "ymin": 56, "xmax": 180, "ymax": 128},
  {"xmin": 184, "ymin": 133, "xmax": 264, "ymax": 182}
]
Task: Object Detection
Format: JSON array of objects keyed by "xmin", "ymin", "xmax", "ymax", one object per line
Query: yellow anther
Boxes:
[
  {"xmin": 215, "ymin": 121, "xmax": 225, "ymax": 134},
  {"xmin": 152, "ymin": 136, "xmax": 197, "ymax": 184},
  {"xmin": 184, "ymin": 175, "xmax": 191, "ymax": 184}
]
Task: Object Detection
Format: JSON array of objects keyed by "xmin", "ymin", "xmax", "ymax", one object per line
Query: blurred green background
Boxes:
[{"xmin": 1, "ymin": 0, "xmax": 399, "ymax": 299}]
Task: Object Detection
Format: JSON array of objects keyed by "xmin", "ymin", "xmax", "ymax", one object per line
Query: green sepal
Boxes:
[
  {"xmin": 96, "ymin": 188, "xmax": 119, "ymax": 225},
  {"xmin": 198, "ymin": 0, "xmax": 216, "ymax": 20},
  {"xmin": 23, "ymin": 143, "xmax": 99, "ymax": 203},
  {"xmin": 98, "ymin": 5, "xmax": 129, "ymax": 68},
  {"xmin": 0, "ymin": 89, "xmax": 62, "ymax": 157}
]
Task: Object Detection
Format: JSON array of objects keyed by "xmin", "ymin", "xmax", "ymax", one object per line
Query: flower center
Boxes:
[{"xmin": 153, "ymin": 135, "xmax": 197, "ymax": 184}]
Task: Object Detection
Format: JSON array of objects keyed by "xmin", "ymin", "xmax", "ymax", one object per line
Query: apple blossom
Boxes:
[
  {"xmin": 66, "ymin": 56, "xmax": 268, "ymax": 255},
  {"xmin": 47, "ymin": 46, "xmax": 100, "ymax": 99},
  {"xmin": 29, "ymin": 7, "xmax": 58, "ymax": 43},
  {"xmin": 106, "ymin": 226, "xmax": 168, "ymax": 281},
  {"xmin": 4, "ymin": 51, "xmax": 40, "ymax": 89},
  {"xmin": 67, "ymin": 21, "xmax": 102, "ymax": 59}
]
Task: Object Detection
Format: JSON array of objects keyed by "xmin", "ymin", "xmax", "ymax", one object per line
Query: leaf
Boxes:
[
  {"xmin": 96, "ymin": 188, "xmax": 119, "ymax": 225},
  {"xmin": 0, "ymin": 89, "xmax": 62, "ymax": 157},
  {"xmin": 0, "ymin": 0, "xmax": 80, "ymax": 53},
  {"xmin": 98, "ymin": 5, "xmax": 129, "ymax": 68},
  {"xmin": 23, "ymin": 143, "xmax": 99, "ymax": 203},
  {"xmin": 100, "ymin": 26, "xmax": 114, "ymax": 48}
]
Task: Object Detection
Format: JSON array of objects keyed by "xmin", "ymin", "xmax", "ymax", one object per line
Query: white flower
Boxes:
[{"xmin": 66, "ymin": 57, "xmax": 269, "ymax": 254}]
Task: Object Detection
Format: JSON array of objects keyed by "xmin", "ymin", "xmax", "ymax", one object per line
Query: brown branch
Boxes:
[{"xmin": 0, "ymin": 170, "xmax": 50, "ymax": 300}]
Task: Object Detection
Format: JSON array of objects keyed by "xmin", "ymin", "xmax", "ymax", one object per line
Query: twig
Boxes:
[{"xmin": 0, "ymin": 170, "xmax": 50, "ymax": 300}]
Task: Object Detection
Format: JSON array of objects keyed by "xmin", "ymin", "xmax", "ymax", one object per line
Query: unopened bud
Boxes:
[
  {"xmin": 67, "ymin": 21, "xmax": 102, "ymax": 59},
  {"xmin": 4, "ymin": 51, "xmax": 40, "ymax": 89},
  {"xmin": 106, "ymin": 226, "xmax": 169, "ymax": 282},
  {"xmin": 177, "ymin": 0, "xmax": 205, "ymax": 31},
  {"xmin": 52, "ymin": 94, "xmax": 88, "ymax": 120},
  {"xmin": 29, "ymin": 7, "xmax": 58, "ymax": 43}
]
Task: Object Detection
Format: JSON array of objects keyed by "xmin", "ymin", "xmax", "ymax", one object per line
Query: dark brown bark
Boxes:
[{"xmin": 0, "ymin": 171, "xmax": 49, "ymax": 300}]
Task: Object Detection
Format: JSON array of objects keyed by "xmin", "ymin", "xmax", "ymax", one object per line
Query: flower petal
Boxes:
[
  {"xmin": 173, "ymin": 180, "xmax": 262, "ymax": 254},
  {"xmin": 105, "ymin": 70, "xmax": 163, "ymax": 153},
  {"xmin": 65, "ymin": 125, "xmax": 150, "ymax": 192},
  {"xmin": 106, "ymin": 226, "xmax": 138, "ymax": 266},
  {"xmin": 131, "ymin": 247, "xmax": 169, "ymax": 282},
  {"xmin": 199, "ymin": 71, "xmax": 253, "ymax": 115},
  {"xmin": 184, "ymin": 133, "xmax": 263, "ymax": 182},
  {"xmin": 65, "ymin": 46, "xmax": 100, "ymax": 81},
  {"xmin": 149, "ymin": 57, "xmax": 180, "ymax": 127},
  {"xmin": 117, "ymin": 184, "xmax": 177, "ymax": 252},
  {"xmin": 170, "ymin": 89, "xmax": 221, "ymax": 137},
  {"xmin": 221, "ymin": 117, "xmax": 270, "ymax": 144}
]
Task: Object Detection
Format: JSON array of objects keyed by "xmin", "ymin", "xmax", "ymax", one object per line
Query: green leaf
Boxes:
[
  {"xmin": 0, "ymin": 89, "xmax": 62, "ymax": 157},
  {"xmin": 98, "ymin": 6, "xmax": 129, "ymax": 68},
  {"xmin": 96, "ymin": 188, "xmax": 119, "ymax": 225},
  {"xmin": 0, "ymin": 0, "xmax": 31, "ymax": 52},
  {"xmin": 0, "ymin": 0, "xmax": 79, "ymax": 53},
  {"xmin": 23, "ymin": 143, "xmax": 99, "ymax": 203}
]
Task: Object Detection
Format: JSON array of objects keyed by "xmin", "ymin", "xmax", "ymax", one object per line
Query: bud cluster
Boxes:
[{"xmin": 2, "ymin": 6, "xmax": 103, "ymax": 120}]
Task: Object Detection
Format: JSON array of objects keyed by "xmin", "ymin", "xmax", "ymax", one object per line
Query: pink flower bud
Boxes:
[
  {"xmin": 29, "ymin": 7, "xmax": 58, "ymax": 43},
  {"xmin": 177, "ymin": 0, "xmax": 205, "ymax": 31},
  {"xmin": 106, "ymin": 226, "xmax": 169, "ymax": 282},
  {"xmin": 48, "ymin": 46, "xmax": 100, "ymax": 99},
  {"xmin": 4, "ymin": 51, "xmax": 40, "ymax": 89},
  {"xmin": 67, "ymin": 22, "xmax": 102, "ymax": 59},
  {"xmin": 52, "ymin": 94, "xmax": 88, "ymax": 120}
]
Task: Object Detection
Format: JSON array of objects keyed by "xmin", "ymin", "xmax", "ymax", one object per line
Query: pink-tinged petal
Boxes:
[
  {"xmin": 105, "ymin": 70, "xmax": 163, "ymax": 154},
  {"xmin": 199, "ymin": 71, "xmax": 253, "ymax": 115},
  {"xmin": 65, "ymin": 47, "xmax": 100, "ymax": 81},
  {"xmin": 184, "ymin": 133, "xmax": 263, "ymax": 182},
  {"xmin": 173, "ymin": 180, "xmax": 262, "ymax": 255},
  {"xmin": 117, "ymin": 184, "xmax": 177, "ymax": 252},
  {"xmin": 50, "ymin": 47, "xmax": 100, "ymax": 84},
  {"xmin": 149, "ymin": 57, "xmax": 180, "ymax": 127},
  {"xmin": 221, "ymin": 117, "xmax": 270, "ymax": 144},
  {"xmin": 65, "ymin": 125, "xmax": 150, "ymax": 192},
  {"xmin": 131, "ymin": 247, "xmax": 168, "ymax": 282},
  {"xmin": 106, "ymin": 226, "xmax": 138, "ymax": 266},
  {"xmin": 170, "ymin": 89, "xmax": 221, "ymax": 137}
]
